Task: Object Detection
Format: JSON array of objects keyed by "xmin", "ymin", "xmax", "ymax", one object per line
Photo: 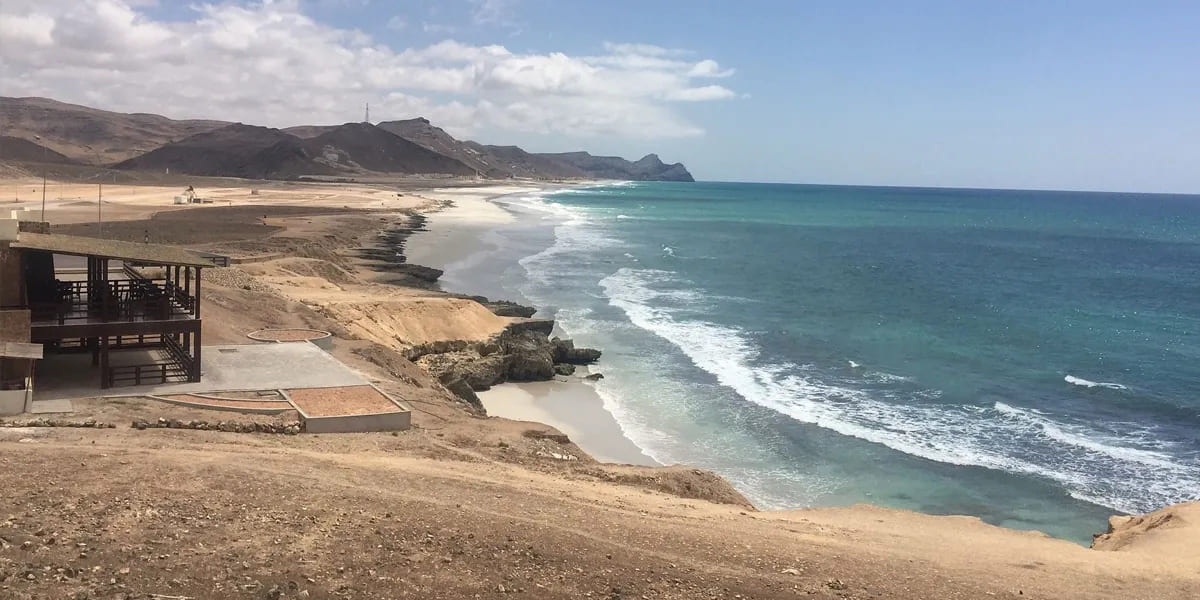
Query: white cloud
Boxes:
[
  {"xmin": 665, "ymin": 85, "xmax": 737, "ymax": 102},
  {"xmin": 0, "ymin": 0, "xmax": 737, "ymax": 139},
  {"xmin": 386, "ymin": 15, "xmax": 406, "ymax": 30},
  {"xmin": 688, "ymin": 59, "xmax": 735, "ymax": 78}
]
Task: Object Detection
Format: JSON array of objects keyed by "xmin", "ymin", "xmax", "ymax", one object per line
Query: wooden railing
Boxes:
[
  {"xmin": 28, "ymin": 278, "xmax": 195, "ymax": 325},
  {"xmin": 104, "ymin": 334, "xmax": 195, "ymax": 388}
]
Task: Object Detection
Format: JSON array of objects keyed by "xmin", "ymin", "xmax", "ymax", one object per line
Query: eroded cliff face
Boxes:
[{"xmin": 1092, "ymin": 501, "xmax": 1200, "ymax": 564}]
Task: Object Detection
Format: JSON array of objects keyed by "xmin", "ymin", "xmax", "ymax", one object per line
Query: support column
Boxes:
[
  {"xmin": 190, "ymin": 324, "xmax": 202, "ymax": 382},
  {"xmin": 99, "ymin": 335, "xmax": 110, "ymax": 389}
]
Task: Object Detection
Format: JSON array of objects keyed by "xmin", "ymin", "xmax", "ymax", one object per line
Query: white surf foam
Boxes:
[
  {"xmin": 848, "ymin": 360, "xmax": 861, "ymax": 368},
  {"xmin": 1065, "ymin": 375, "xmax": 1128, "ymax": 390},
  {"xmin": 597, "ymin": 267, "xmax": 1200, "ymax": 514}
]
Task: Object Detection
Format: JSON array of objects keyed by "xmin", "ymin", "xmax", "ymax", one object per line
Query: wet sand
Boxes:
[{"xmin": 479, "ymin": 379, "xmax": 656, "ymax": 466}]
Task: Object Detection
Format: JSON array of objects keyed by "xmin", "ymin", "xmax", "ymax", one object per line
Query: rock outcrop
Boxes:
[
  {"xmin": 1092, "ymin": 501, "xmax": 1199, "ymax": 561},
  {"xmin": 551, "ymin": 337, "xmax": 603, "ymax": 364},
  {"xmin": 415, "ymin": 323, "xmax": 604, "ymax": 409}
]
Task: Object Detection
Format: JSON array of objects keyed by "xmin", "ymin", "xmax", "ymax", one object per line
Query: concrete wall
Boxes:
[
  {"xmin": 0, "ymin": 389, "xmax": 27, "ymax": 417},
  {"xmin": 0, "ymin": 310, "xmax": 31, "ymax": 343},
  {"xmin": 301, "ymin": 410, "xmax": 412, "ymax": 434}
]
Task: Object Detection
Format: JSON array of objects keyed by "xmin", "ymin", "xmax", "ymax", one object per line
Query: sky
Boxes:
[{"xmin": 2, "ymin": 0, "xmax": 1198, "ymax": 192}]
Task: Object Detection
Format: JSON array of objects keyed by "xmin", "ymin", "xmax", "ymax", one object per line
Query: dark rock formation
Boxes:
[
  {"xmin": 551, "ymin": 337, "xmax": 602, "ymax": 364},
  {"xmin": 506, "ymin": 318, "xmax": 555, "ymax": 336},
  {"xmin": 467, "ymin": 297, "xmax": 537, "ymax": 318},
  {"xmin": 414, "ymin": 324, "xmax": 602, "ymax": 403},
  {"xmin": 500, "ymin": 330, "xmax": 556, "ymax": 381},
  {"xmin": 440, "ymin": 375, "xmax": 483, "ymax": 411}
]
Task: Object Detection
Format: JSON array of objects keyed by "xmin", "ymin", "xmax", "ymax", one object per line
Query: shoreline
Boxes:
[
  {"xmin": 5, "ymin": 173, "xmax": 1199, "ymax": 596},
  {"xmin": 404, "ymin": 184, "xmax": 659, "ymax": 467},
  {"xmin": 395, "ymin": 181, "xmax": 1160, "ymax": 546}
]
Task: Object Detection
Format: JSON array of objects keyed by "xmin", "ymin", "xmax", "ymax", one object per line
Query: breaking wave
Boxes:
[
  {"xmin": 1065, "ymin": 375, "xmax": 1128, "ymax": 390},
  {"xmin": 597, "ymin": 267, "xmax": 1200, "ymax": 514}
]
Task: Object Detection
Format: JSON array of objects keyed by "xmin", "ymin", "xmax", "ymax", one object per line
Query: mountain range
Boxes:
[{"xmin": 0, "ymin": 97, "xmax": 694, "ymax": 182}]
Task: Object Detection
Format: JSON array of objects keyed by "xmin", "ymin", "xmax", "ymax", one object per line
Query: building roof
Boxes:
[{"xmin": 11, "ymin": 232, "xmax": 215, "ymax": 268}]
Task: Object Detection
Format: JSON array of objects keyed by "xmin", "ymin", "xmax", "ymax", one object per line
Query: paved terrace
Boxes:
[{"xmin": 34, "ymin": 342, "xmax": 367, "ymax": 402}]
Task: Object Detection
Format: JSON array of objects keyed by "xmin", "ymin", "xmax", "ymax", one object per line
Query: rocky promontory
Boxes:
[{"xmin": 413, "ymin": 318, "xmax": 602, "ymax": 411}]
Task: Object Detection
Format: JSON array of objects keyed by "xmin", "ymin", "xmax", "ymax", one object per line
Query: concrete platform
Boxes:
[
  {"xmin": 35, "ymin": 343, "xmax": 368, "ymax": 400},
  {"xmin": 29, "ymin": 399, "xmax": 73, "ymax": 414}
]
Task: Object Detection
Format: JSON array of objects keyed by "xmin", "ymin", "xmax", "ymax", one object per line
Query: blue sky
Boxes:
[{"xmin": 5, "ymin": 1, "xmax": 1199, "ymax": 192}]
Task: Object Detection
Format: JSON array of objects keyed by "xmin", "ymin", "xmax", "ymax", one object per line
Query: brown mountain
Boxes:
[
  {"xmin": 0, "ymin": 96, "xmax": 227, "ymax": 165},
  {"xmin": 375, "ymin": 119, "xmax": 506, "ymax": 177},
  {"xmin": 112, "ymin": 124, "xmax": 330, "ymax": 179},
  {"xmin": 114, "ymin": 122, "xmax": 475, "ymax": 179},
  {"xmin": 304, "ymin": 123, "xmax": 475, "ymax": 176},
  {"xmin": 280, "ymin": 125, "xmax": 337, "ymax": 139},
  {"xmin": 465, "ymin": 143, "xmax": 589, "ymax": 179},
  {"xmin": 0, "ymin": 136, "xmax": 77, "ymax": 164},
  {"xmin": 2, "ymin": 97, "xmax": 695, "ymax": 181},
  {"xmin": 536, "ymin": 151, "xmax": 695, "ymax": 182}
]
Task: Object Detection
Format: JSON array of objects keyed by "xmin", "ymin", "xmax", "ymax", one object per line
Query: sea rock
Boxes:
[
  {"xmin": 503, "ymin": 331, "xmax": 555, "ymax": 381},
  {"xmin": 551, "ymin": 338, "xmax": 602, "ymax": 364},
  {"xmin": 584, "ymin": 373, "xmax": 604, "ymax": 381},
  {"xmin": 419, "ymin": 351, "xmax": 507, "ymax": 391},
  {"xmin": 553, "ymin": 363, "xmax": 576, "ymax": 376},
  {"xmin": 473, "ymin": 298, "xmax": 537, "ymax": 318},
  {"xmin": 504, "ymin": 318, "xmax": 555, "ymax": 336}
]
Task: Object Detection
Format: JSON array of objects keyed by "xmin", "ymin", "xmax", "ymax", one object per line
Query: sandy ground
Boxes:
[
  {"xmin": 0, "ymin": 419, "xmax": 1196, "ymax": 599},
  {"xmin": 3, "ymin": 175, "xmax": 1198, "ymax": 598},
  {"xmin": 0, "ymin": 176, "xmax": 533, "ymax": 226},
  {"xmin": 403, "ymin": 186, "xmax": 526, "ymax": 269}
]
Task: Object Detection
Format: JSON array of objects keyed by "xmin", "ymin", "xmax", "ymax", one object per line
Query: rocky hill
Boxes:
[
  {"xmin": 0, "ymin": 96, "xmax": 227, "ymax": 164},
  {"xmin": 376, "ymin": 119, "xmax": 507, "ymax": 177},
  {"xmin": 304, "ymin": 122, "xmax": 475, "ymax": 176},
  {"xmin": 113, "ymin": 124, "xmax": 332, "ymax": 179},
  {"xmin": 537, "ymin": 152, "xmax": 695, "ymax": 182},
  {"xmin": 0, "ymin": 136, "xmax": 77, "ymax": 164},
  {"xmin": 1, "ymin": 96, "xmax": 696, "ymax": 181},
  {"xmin": 465, "ymin": 143, "xmax": 590, "ymax": 179}
]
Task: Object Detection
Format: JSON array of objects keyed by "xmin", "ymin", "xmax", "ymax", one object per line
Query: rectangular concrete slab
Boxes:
[
  {"xmin": 29, "ymin": 399, "xmax": 73, "ymax": 414},
  {"xmin": 35, "ymin": 343, "xmax": 369, "ymax": 400}
]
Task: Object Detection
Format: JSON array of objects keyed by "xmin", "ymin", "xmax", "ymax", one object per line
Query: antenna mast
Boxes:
[{"xmin": 364, "ymin": 103, "xmax": 370, "ymax": 124}]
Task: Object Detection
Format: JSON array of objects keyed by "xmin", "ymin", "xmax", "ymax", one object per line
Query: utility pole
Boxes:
[
  {"xmin": 365, "ymin": 102, "xmax": 370, "ymax": 124},
  {"xmin": 35, "ymin": 135, "xmax": 46, "ymax": 220},
  {"xmin": 98, "ymin": 182, "xmax": 102, "ymax": 236}
]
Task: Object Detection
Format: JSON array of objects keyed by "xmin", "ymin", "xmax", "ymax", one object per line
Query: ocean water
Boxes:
[{"xmin": 444, "ymin": 181, "xmax": 1200, "ymax": 543}]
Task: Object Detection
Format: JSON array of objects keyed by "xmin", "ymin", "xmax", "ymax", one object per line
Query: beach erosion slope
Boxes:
[{"xmin": 1, "ymin": 176, "xmax": 1197, "ymax": 599}]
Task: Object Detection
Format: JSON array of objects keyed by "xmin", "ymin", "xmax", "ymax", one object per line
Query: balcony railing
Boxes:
[{"xmin": 24, "ymin": 277, "xmax": 196, "ymax": 327}]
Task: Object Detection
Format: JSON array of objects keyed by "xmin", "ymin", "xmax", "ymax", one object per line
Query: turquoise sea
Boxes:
[{"xmin": 442, "ymin": 181, "xmax": 1200, "ymax": 543}]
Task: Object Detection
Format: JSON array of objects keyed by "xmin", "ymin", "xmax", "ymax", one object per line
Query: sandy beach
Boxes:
[
  {"xmin": 405, "ymin": 184, "xmax": 664, "ymax": 467},
  {"xmin": 479, "ymin": 380, "xmax": 656, "ymax": 465}
]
